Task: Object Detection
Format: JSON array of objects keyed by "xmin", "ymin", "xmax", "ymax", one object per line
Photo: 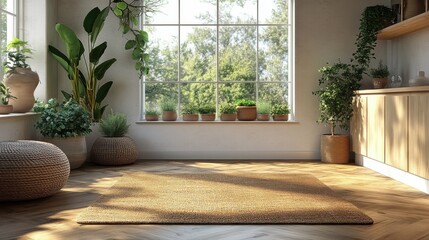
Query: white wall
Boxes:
[{"xmin": 52, "ymin": 0, "xmax": 389, "ymax": 160}]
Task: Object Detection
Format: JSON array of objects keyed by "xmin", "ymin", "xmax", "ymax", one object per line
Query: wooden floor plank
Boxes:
[{"xmin": 1, "ymin": 160, "xmax": 429, "ymax": 240}]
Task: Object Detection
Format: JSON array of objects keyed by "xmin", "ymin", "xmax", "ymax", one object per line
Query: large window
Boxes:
[
  {"xmin": 0, "ymin": 0, "xmax": 18, "ymax": 78},
  {"xmin": 142, "ymin": 0, "xmax": 293, "ymax": 120}
]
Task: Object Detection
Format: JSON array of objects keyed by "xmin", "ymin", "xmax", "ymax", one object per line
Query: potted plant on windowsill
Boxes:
[
  {"xmin": 145, "ymin": 109, "xmax": 159, "ymax": 121},
  {"xmin": 91, "ymin": 112, "xmax": 138, "ymax": 165},
  {"xmin": 236, "ymin": 99, "xmax": 256, "ymax": 121},
  {"xmin": 3, "ymin": 38, "xmax": 39, "ymax": 113},
  {"xmin": 256, "ymin": 101, "xmax": 271, "ymax": 121},
  {"xmin": 199, "ymin": 104, "xmax": 216, "ymax": 121},
  {"xmin": 182, "ymin": 104, "xmax": 199, "ymax": 121},
  {"xmin": 219, "ymin": 103, "xmax": 236, "ymax": 121},
  {"xmin": 0, "ymin": 82, "xmax": 16, "ymax": 114},
  {"xmin": 161, "ymin": 98, "xmax": 177, "ymax": 121},
  {"xmin": 369, "ymin": 60, "xmax": 389, "ymax": 89},
  {"xmin": 272, "ymin": 102, "xmax": 290, "ymax": 121},
  {"xmin": 34, "ymin": 98, "xmax": 92, "ymax": 169}
]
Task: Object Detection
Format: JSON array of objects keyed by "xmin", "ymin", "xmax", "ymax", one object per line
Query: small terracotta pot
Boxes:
[
  {"xmin": 201, "ymin": 114, "xmax": 216, "ymax": 121},
  {"xmin": 183, "ymin": 114, "xmax": 199, "ymax": 121},
  {"xmin": 162, "ymin": 111, "xmax": 177, "ymax": 121},
  {"xmin": 273, "ymin": 114, "xmax": 288, "ymax": 121},
  {"xmin": 0, "ymin": 105, "xmax": 13, "ymax": 114},
  {"xmin": 257, "ymin": 114, "xmax": 270, "ymax": 121},
  {"xmin": 145, "ymin": 114, "xmax": 159, "ymax": 121},
  {"xmin": 373, "ymin": 78, "xmax": 387, "ymax": 89},
  {"xmin": 237, "ymin": 106, "xmax": 257, "ymax": 121},
  {"xmin": 220, "ymin": 113, "xmax": 236, "ymax": 121}
]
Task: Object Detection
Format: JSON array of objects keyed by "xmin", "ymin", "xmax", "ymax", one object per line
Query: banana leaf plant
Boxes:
[{"xmin": 49, "ymin": 7, "xmax": 117, "ymax": 122}]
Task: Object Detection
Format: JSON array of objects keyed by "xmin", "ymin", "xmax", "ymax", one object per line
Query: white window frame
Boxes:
[{"xmin": 0, "ymin": 0, "xmax": 20, "ymax": 78}]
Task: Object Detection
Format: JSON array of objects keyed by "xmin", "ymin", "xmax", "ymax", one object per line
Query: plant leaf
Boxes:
[
  {"xmin": 55, "ymin": 23, "xmax": 81, "ymax": 64},
  {"xmin": 125, "ymin": 40, "xmax": 136, "ymax": 50},
  {"xmin": 90, "ymin": 7, "xmax": 109, "ymax": 44},
  {"xmin": 116, "ymin": 2, "xmax": 127, "ymax": 10},
  {"xmin": 94, "ymin": 58, "xmax": 117, "ymax": 80},
  {"xmin": 113, "ymin": 8, "xmax": 123, "ymax": 16},
  {"xmin": 83, "ymin": 7, "xmax": 101, "ymax": 33},
  {"xmin": 61, "ymin": 90, "xmax": 72, "ymax": 100},
  {"xmin": 95, "ymin": 81, "xmax": 113, "ymax": 103},
  {"xmin": 48, "ymin": 45, "xmax": 74, "ymax": 78},
  {"xmin": 89, "ymin": 42, "xmax": 107, "ymax": 64}
]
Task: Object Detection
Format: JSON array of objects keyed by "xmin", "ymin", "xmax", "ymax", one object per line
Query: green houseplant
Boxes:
[
  {"xmin": 145, "ymin": 108, "xmax": 159, "ymax": 121},
  {"xmin": 2, "ymin": 38, "xmax": 39, "ymax": 113},
  {"xmin": 0, "ymin": 81, "xmax": 16, "ymax": 114},
  {"xmin": 182, "ymin": 104, "xmax": 199, "ymax": 121},
  {"xmin": 271, "ymin": 102, "xmax": 290, "ymax": 121},
  {"xmin": 49, "ymin": 7, "xmax": 117, "ymax": 122},
  {"xmin": 198, "ymin": 104, "xmax": 216, "ymax": 121},
  {"xmin": 236, "ymin": 99, "xmax": 256, "ymax": 121},
  {"xmin": 219, "ymin": 103, "xmax": 237, "ymax": 121},
  {"xmin": 91, "ymin": 112, "xmax": 138, "ymax": 165},
  {"xmin": 256, "ymin": 101, "xmax": 271, "ymax": 121},
  {"xmin": 161, "ymin": 98, "xmax": 177, "ymax": 121},
  {"xmin": 34, "ymin": 98, "xmax": 92, "ymax": 169},
  {"xmin": 369, "ymin": 60, "xmax": 389, "ymax": 89}
]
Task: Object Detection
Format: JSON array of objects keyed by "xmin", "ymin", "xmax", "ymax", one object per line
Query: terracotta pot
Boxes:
[
  {"xmin": 0, "ymin": 105, "xmax": 13, "ymax": 114},
  {"xmin": 4, "ymin": 68, "xmax": 39, "ymax": 113},
  {"xmin": 145, "ymin": 114, "xmax": 159, "ymax": 121},
  {"xmin": 320, "ymin": 134, "xmax": 350, "ymax": 164},
  {"xmin": 257, "ymin": 114, "xmax": 270, "ymax": 121},
  {"xmin": 237, "ymin": 106, "xmax": 257, "ymax": 121},
  {"xmin": 44, "ymin": 136, "xmax": 87, "ymax": 169},
  {"xmin": 273, "ymin": 114, "xmax": 289, "ymax": 121},
  {"xmin": 220, "ymin": 113, "xmax": 236, "ymax": 121},
  {"xmin": 201, "ymin": 114, "xmax": 216, "ymax": 121},
  {"xmin": 91, "ymin": 136, "xmax": 138, "ymax": 166},
  {"xmin": 182, "ymin": 114, "xmax": 199, "ymax": 121},
  {"xmin": 373, "ymin": 78, "xmax": 387, "ymax": 89},
  {"xmin": 162, "ymin": 111, "xmax": 177, "ymax": 121}
]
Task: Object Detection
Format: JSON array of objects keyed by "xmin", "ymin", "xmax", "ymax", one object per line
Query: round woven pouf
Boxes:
[
  {"xmin": 90, "ymin": 137, "xmax": 138, "ymax": 166},
  {"xmin": 0, "ymin": 140, "xmax": 70, "ymax": 201}
]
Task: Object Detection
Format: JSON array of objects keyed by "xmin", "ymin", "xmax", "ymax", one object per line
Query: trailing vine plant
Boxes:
[{"xmin": 108, "ymin": 0, "xmax": 161, "ymax": 78}]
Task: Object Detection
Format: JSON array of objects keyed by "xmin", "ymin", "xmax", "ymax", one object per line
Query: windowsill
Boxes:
[
  {"xmin": 0, "ymin": 112, "xmax": 39, "ymax": 119},
  {"xmin": 136, "ymin": 120, "xmax": 299, "ymax": 124}
]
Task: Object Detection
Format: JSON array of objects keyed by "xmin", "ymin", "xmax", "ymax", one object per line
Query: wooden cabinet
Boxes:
[
  {"xmin": 366, "ymin": 95, "xmax": 385, "ymax": 163},
  {"xmin": 351, "ymin": 96, "xmax": 367, "ymax": 156}
]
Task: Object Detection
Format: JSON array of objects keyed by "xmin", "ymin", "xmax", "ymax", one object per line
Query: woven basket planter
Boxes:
[
  {"xmin": 321, "ymin": 135, "xmax": 350, "ymax": 164},
  {"xmin": 91, "ymin": 136, "xmax": 138, "ymax": 166},
  {"xmin": 0, "ymin": 140, "xmax": 70, "ymax": 201}
]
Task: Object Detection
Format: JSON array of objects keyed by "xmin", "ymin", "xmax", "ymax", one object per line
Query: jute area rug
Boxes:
[{"xmin": 77, "ymin": 173, "xmax": 373, "ymax": 224}]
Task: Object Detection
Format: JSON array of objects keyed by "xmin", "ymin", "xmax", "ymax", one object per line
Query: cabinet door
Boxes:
[
  {"xmin": 367, "ymin": 95, "xmax": 385, "ymax": 162},
  {"xmin": 385, "ymin": 95, "xmax": 408, "ymax": 171},
  {"xmin": 351, "ymin": 96, "xmax": 367, "ymax": 155},
  {"xmin": 409, "ymin": 94, "xmax": 429, "ymax": 178}
]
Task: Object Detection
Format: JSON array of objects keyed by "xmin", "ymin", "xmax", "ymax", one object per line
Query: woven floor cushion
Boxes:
[
  {"xmin": 0, "ymin": 140, "xmax": 70, "ymax": 201},
  {"xmin": 91, "ymin": 136, "xmax": 137, "ymax": 166}
]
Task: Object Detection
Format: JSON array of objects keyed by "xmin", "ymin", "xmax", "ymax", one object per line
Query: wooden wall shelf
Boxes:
[{"xmin": 377, "ymin": 11, "xmax": 429, "ymax": 40}]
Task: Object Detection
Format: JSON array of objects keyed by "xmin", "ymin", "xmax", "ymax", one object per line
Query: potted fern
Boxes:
[{"xmin": 91, "ymin": 112, "xmax": 138, "ymax": 165}]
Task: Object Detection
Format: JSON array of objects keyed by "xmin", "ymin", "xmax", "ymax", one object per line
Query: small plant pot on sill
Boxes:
[
  {"xmin": 272, "ymin": 114, "xmax": 288, "ymax": 121},
  {"xmin": 201, "ymin": 114, "xmax": 216, "ymax": 121},
  {"xmin": 145, "ymin": 114, "xmax": 159, "ymax": 121},
  {"xmin": 320, "ymin": 134, "xmax": 349, "ymax": 164},
  {"xmin": 257, "ymin": 114, "xmax": 270, "ymax": 121},
  {"xmin": 162, "ymin": 111, "xmax": 177, "ymax": 121},
  {"xmin": 372, "ymin": 78, "xmax": 387, "ymax": 89},
  {"xmin": 0, "ymin": 105, "xmax": 13, "ymax": 114},
  {"xmin": 220, "ymin": 113, "xmax": 236, "ymax": 121},
  {"xmin": 183, "ymin": 114, "xmax": 199, "ymax": 121},
  {"xmin": 237, "ymin": 106, "xmax": 257, "ymax": 121}
]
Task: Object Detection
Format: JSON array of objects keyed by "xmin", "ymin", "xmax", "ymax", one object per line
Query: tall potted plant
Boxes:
[
  {"xmin": 3, "ymin": 38, "xmax": 39, "ymax": 113},
  {"xmin": 0, "ymin": 81, "xmax": 16, "ymax": 114},
  {"xmin": 34, "ymin": 98, "xmax": 92, "ymax": 169},
  {"xmin": 48, "ymin": 7, "xmax": 117, "ymax": 122}
]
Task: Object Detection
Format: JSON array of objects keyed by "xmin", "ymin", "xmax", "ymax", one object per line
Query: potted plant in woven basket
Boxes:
[
  {"xmin": 219, "ymin": 103, "xmax": 236, "ymax": 121},
  {"xmin": 34, "ymin": 98, "xmax": 92, "ymax": 169},
  {"xmin": 236, "ymin": 99, "xmax": 257, "ymax": 121},
  {"xmin": 3, "ymin": 38, "xmax": 39, "ymax": 113},
  {"xmin": 0, "ymin": 81, "xmax": 16, "ymax": 114},
  {"xmin": 90, "ymin": 112, "xmax": 138, "ymax": 165}
]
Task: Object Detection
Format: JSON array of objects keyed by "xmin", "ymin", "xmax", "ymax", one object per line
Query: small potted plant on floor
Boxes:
[
  {"xmin": 3, "ymin": 38, "xmax": 39, "ymax": 113},
  {"xmin": 199, "ymin": 104, "xmax": 216, "ymax": 121},
  {"xmin": 236, "ymin": 99, "xmax": 256, "ymax": 121},
  {"xmin": 91, "ymin": 112, "xmax": 138, "ymax": 165},
  {"xmin": 219, "ymin": 103, "xmax": 237, "ymax": 121},
  {"xmin": 370, "ymin": 60, "xmax": 389, "ymax": 89},
  {"xmin": 182, "ymin": 104, "xmax": 199, "ymax": 121},
  {"xmin": 145, "ymin": 108, "xmax": 159, "ymax": 121},
  {"xmin": 0, "ymin": 81, "xmax": 16, "ymax": 114},
  {"xmin": 256, "ymin": 101, "xmax": 271, "ymax": 121},
  {"xmin": 34, "ymin": 98, "xmax": 92, "ymax": 169},
  {"xmin": 161, "ymin": 98, "xmax": 177, "ymax": 121},
  {"xmin": 272, "ymin": 102, "xmax": 290, "ymax": 121}
]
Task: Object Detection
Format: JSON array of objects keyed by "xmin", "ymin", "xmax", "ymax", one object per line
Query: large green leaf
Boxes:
[
  {"xmin": 90, "ymin": 7, "xmax": 109, "ymax": 45},
  {"xmin": 83, "ymin": 7, "xmax": 101, "ymax": 34},
  {"xmin": 55, "ymin": 23, "xmax": 81, "ymax": 64},
  {"xmin": 125, "ymin": 40, "xmax": 136, "ymax": 50},
  {"xmin": 48, "ymin": 45, "xmax": 75, "ymax": 78},
  {"xmin": 94, "ymin": 58, "xmax": 117, "ymax": 80},
  {"xmin": 95, "ymin": 81, "xmax": 113, "ymax": 103},
  {"xmin": 61, "ymin": 90, "xmax": 72, "ymax": 100},
  {"xmin": 90, "ymin": 42, "xmax": 107, "ymax": 64}
]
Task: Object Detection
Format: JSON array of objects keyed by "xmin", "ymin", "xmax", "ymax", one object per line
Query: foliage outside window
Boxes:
[
  {"xmin": 0, "ymin": 0, "xmax": 18, "ymax": 78},
  {"xmin": 142, "ymin": 0, "xmax": 293, "ymax": 120}
]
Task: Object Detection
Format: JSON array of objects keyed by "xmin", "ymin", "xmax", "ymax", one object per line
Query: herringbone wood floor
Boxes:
[{"xmin": 1, "ymin": 160, "xmax": 429, "ymax": 240}]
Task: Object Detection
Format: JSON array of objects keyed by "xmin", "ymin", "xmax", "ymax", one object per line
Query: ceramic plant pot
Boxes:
[
  {"xmin": 44, "ymin": 136, "xmax": 87, "ymax": 169},
  {"xmin": 272, "ymin": 114, "xmax": 288, "ymax": 121},
  {"xmin": 320, "ymin": 134, "xmax": 350, "ymax": 164},
  {"xmin": 0, "ymin": 105, "xmax": 13, "ymax": 114},
  {"xmin": 182, "ymin": 114, "xmax": 199, "ymax": 121},
  {"xmin": 257, "ymin": 114, "xmax": 270, "ymax": 121},
  {"xmin": 162, "ymin": 111, "xmax": 177, "ymax": 121},
  {"xmin": 4, "ymin": 68, "xmax": 39, "ymax": 113},
  {"xmin": 373, "ymin": 78, "xmax": 387, "ymax": 89},
  {"xmin": 220, "ymin": 113, "xmax": 236, "ymax": 121},
  {"xmin": 145, "ymin": 114, "xmax": 159, "ymax": 121},
  {"xmin": 237, "ymin": 106, "xmax": 257, "ymax": 121},
  {"xmin": 201, "ymin": 114, "xmax": 216, "ymax": 121}
]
